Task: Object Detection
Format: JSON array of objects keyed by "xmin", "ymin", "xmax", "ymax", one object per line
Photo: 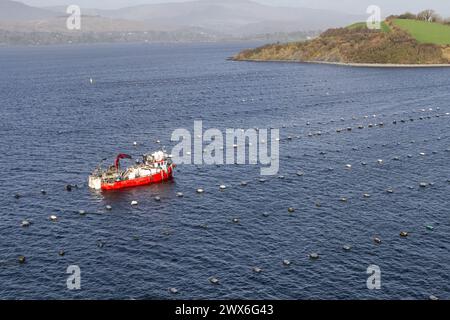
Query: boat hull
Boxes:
[{"xmin": 101, "ymin": 167, "xmax": 173, "ymax": 191}]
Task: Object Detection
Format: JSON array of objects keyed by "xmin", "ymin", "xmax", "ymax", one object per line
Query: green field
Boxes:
[
  {"xmin": 347, "ymin": 21, "xmax": 390, "ymax": 33},
  {"xmin": 393, "ymin": 19, "xmax": 450, "ymax": 45}
]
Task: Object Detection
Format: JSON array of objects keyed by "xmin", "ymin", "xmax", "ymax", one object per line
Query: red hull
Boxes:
[{"xmin": 101, "ymin": 167, "xmax": 173, "ymax": 191}]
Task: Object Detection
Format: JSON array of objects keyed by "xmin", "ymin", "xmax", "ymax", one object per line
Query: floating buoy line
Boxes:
[{"xmin": 10, "ymin": 105, "xmax": 448, "ymax": 299}]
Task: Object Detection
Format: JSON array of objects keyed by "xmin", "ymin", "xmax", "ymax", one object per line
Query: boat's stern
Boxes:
[{"xmin": 88, "ymin": 175, "xmax": 102, "ymax": 190}]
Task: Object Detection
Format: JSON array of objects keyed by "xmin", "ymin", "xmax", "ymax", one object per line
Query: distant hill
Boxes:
[
  {"xmin": 84, "ymin": 0, "xmax": 364, "ymax": 35},
  {"xmin": 0, "ymin": 0, "xmax": 56, "ymax": 20},
  {"xmin": 233, "ymin": 18, "xmax": 450, "ymax": 65},
  {"xmin": 0, "ymin": 0, "xmax": 364, "ymax": 45}
]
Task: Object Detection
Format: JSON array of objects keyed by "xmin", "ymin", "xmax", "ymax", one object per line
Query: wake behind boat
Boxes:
[{"xmin": 88, "ymin": 150, "xmax": 175, "ymax": 191}]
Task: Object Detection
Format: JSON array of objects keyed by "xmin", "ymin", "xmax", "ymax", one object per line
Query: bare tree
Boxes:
[{"xmin": 417, "ymin": 9, "xmax": 437, "ymax": 22}]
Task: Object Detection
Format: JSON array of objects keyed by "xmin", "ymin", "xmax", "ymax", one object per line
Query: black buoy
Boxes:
[{"xmin": 66, "ymin": 184, "xmax": 72, "ymax": 192}]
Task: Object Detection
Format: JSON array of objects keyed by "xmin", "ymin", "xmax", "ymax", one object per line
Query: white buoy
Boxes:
[
  {"xmin": 131, "ymin": 201, "xmax": 138, "ymax": 206},
  {"xmin": 169, "ymin": 287, "xmax": 178, "ymax": 294},
  {"xmin": 89, "ymin": 78, "xmax": 93, "ymax": 84},
  {"xmin": 252, "ymin": 267, "xmax": 262, "ymax": 273},
  {"xmin": 106, "ymin": 205, "xmax": 112, "ymax": 211},
  {"xmin": 309, "ymin": 253, "xmax": 319, "ymax": 260},
  {"xmin": 283, "ymin": 259, "xmax": 291, "ymax": 266},
  {"xmin": 21, "ymin": 220, "xmax": 31, "ymax": 227},
  {"xmin": 209, "ymin": 277, "xmax": 220, "ymax": 285},
  {"xmin": 196, "ymin": 188, "xmax": 204, "ymax": 194},
  {"xmin": 49, "ymin": 215, "xmax": 58, "ymax": 222},
  {"xmin": 345, "ymin": 164, "xmax": 352, "ymax": 169},
  {"xmin": 219, "ymin": 185, "xmax": 227, "ymax": 190},
  {"xmin": 176, "ymin": 192, "xmax": 184, "ymax": 197}
]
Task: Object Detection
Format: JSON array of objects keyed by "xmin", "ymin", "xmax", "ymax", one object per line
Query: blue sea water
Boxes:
[{"xmin": 0, "ymin": 42, "xmax": 449, "ymax": 300}]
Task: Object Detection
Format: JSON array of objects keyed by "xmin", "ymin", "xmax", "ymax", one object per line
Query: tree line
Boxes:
[{"xmin": 390, "ymin": 10, "xmax": 450, "ymax": 25}]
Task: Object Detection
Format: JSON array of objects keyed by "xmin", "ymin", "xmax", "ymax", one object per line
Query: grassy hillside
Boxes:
[{"xmin": 393, "ymin": 19, "xmax": 450, "ymax": 45}]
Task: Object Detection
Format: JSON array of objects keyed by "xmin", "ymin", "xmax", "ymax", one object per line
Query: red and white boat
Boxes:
[{"xmin": 88, "ymin": 151, "xmax": 175, "ymax": 191}]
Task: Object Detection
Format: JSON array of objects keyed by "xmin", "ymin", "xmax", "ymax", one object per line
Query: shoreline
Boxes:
[{"xmin": 233, "ymin": 58, "xmax": 450, "ymax": 68}]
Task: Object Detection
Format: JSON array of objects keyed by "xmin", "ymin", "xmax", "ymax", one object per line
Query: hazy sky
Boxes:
[{"xmin": 21, "ymin": 0, "xmax": 450, "ymax": 16}]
